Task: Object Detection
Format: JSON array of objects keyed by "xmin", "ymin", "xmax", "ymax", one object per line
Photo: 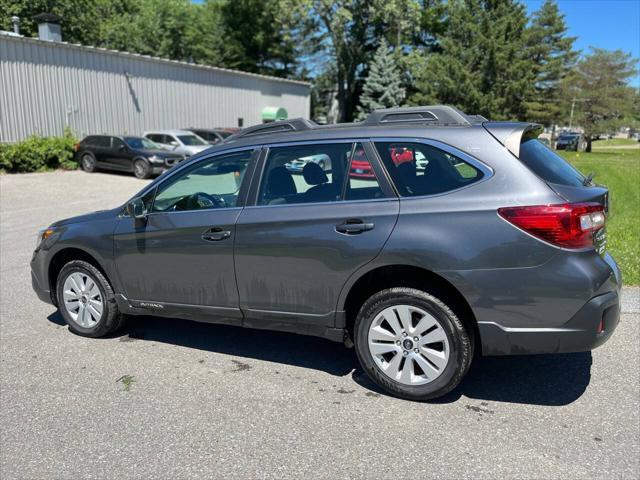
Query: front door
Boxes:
[
  {"xmin": 114, "ymin": 148, "xmax": 258, "ymax": 322},
  {"xmin": 234, "ymin": 141, "xmax": 399, "ymax": 331}
]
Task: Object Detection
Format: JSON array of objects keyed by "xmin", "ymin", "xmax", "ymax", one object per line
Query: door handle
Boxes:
[
  {"xmin": 335, "ymin": 219, "xmax": 374, "ymax": 235},
  {"xmin": 202, "ymin": 227, "xmax": 231, "ymax": 242}
]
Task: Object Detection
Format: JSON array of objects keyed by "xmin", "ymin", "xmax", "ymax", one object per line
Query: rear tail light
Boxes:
[
  {"xmin": 73, "ymin": 143, "xmax": 80, "ymax": 152},
  {"xmin": 498, "ymin": 203, "xmax": 605, "ymax": 249}
]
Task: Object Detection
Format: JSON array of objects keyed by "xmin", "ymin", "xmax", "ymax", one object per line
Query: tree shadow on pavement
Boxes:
[{"xmin": 47, "ymin": 311, "xmax": 591, "ymax": 405}]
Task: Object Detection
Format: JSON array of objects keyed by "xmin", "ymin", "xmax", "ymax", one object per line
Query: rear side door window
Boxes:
[
  {"xmin": 374, "ymin": 142, "xmax": 483, "ymax": 196},
  {"xmin": 345, "ymin": 143, "xmax": 384, "ymax": 201},
  {"xmin": 94, "ymin": 136, "xmax": 111, "ymax": 148},
  {"xmin": 258, "ymin": 143, "xmax": 351, "ymax": 206}
]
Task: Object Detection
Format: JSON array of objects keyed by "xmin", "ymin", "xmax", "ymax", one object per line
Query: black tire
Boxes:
[
  {"xmin": 55, "ymin": 260, "xmax": 126, "ymax": 338},
  {"xmin": 81, "ymin": 153, "xmax": 96, "ymax": 173},
  {"xmin": 354, "ymin": 287, "xmax": 472, "ymax": 401},
  {"xmin": 133, "ymin": 159, "xmax": 151, "ymax": 179}
]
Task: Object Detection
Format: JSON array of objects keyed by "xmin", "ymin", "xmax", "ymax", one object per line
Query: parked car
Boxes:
[
  {"xmin": 555, "ymin": 132, "xmax": 587, "ymax": 151},
  {"xmin": 350, "ymin": 146, "xmax": 428, "ymax": 179},
  {"xmin": 143, "ymin": 130, "xmax": 210, "ymax": 157},
  {"xmin": 32, "ymin": 106, "xmax": 620, "ymax": 401},
  {"xmin": 184, "ymin": 128, "xmax": 236, "ymax": 145},
  {"xmin": 285, "ymin": 153, "xmax": 332, "ymax": 173},
  {"xmin": 75, "ymin": 135, "xmax": 185, "ymax": 179}
]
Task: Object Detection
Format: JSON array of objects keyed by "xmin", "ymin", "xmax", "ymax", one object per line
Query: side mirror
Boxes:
[
  {"xmin": 170, "ymin": 141, "xmax": 179, "ymax": 147},
  {"xmin": 127, "ymin": 197, "xmax": 147, "ymax": 220},
  {"xmin": 119, "ymin": 145, "xmax": 127, "ymax": 151}
]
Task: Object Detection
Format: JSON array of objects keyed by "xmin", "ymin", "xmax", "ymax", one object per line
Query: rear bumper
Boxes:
[
  {"xmin": 478, "ymin": 252, "xmax": 622, "ymax": 355},
  {"xmin": 478, "ymin": 289, "xmax": 620, "ymax": 355}
]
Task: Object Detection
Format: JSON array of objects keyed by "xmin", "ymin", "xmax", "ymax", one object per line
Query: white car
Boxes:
[{"xmin": 143, "ymin": 130, "xmax": 210, "ymax": 157}]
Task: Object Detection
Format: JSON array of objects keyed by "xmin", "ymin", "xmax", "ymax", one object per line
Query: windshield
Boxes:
[
  {"xmin": 178, "ymin": 135, "xmax": 207, "ymax": 146},
  {"xmin": 519, "ymin": 139, "xmax": 586, "ymax": 187},
  {"xmin": 124, "ymin": 137, "xmax": 160, "ymax": 150}
]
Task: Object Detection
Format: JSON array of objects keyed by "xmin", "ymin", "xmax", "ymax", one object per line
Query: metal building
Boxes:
[{"xmin": 0, "ymin": 31, "xmax": 310, "ymax": 143}]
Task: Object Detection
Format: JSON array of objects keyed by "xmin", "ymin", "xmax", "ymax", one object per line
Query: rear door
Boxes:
[
  {"xmin": 109, "ymin": 137, "xmax": 134, "ymax": 171},
  {"xmin": 234, "ymin": 140, "xmax": 399, "ymax": 332},
  {"xmin": 92, "ymin": 136, "xmax": 112, "ymax": 165}
]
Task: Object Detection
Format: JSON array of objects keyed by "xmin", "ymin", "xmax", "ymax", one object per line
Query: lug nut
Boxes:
[
  {"xmin": 414, "ymin": 348, "xmax": 419, "ymax": 353},
  {"xmin": 402, "ymin": 350, "xmax": 408, "ymax": 356},
  {"xmin": 413, "ymin": 337, "xmax": 419, "ymax": 342},
  {"xmin": 396, "ymin": 340, "xmax": 401, "ymax": 346},
  {"xmin": 402, "ymin": 332, "xmax": 407, "ymax": 337}
]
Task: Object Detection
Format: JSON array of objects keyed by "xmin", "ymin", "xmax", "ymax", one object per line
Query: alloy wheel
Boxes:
[
  {"xmin": 367, "ymin": 304, "xmax": 450, "ymax": 386},
  {"xmin": 62, "ymin": 272, "xmax": 104, "ymax": 328}
]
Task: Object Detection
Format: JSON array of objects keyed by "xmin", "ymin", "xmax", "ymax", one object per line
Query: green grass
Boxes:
[
  {"xmin": 559, "ymin": 149, "xmax": 640, "ymax": 284},
  {"xmin": 593, "ymin": 138, "xmax": 639, "ymax": 147}
]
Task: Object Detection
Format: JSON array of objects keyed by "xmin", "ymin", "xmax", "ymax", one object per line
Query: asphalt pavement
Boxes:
[{"xmin": 1, "ymin": 170, "xmax": 638, "ymax": 479}]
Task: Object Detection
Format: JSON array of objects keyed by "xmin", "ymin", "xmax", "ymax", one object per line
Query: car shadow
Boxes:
[
  {"xmin": 47, "ymin": 312, "xmax": 592, "ymax": 405},
  {"xmin": 47, "ymin": 311, "xmax": 357, "ymax": 377},
  {"xmin": 353, "ymin": 351, "xmax": 593, "ymax": 406}
]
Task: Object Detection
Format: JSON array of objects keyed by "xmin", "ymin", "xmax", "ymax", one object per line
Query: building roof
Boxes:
[{"xmin": 0, "ymin": 30, "xmax": 311, "ymax": 88}]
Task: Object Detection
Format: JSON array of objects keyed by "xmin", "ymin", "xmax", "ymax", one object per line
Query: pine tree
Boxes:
[
  {"xmin": 409, "ymin": 0, "xmax": 535, "ymax": 120},
  {"xmin": 565, "ymin": 48, "xmax": 637, "ymax": 151},
  {"xmin": 357, "ymin": 39, "xmax": 406, "ymax": 119},
  {"xmin": 524, "ymin": 0, "xmax": 577, "ymax": 131}
]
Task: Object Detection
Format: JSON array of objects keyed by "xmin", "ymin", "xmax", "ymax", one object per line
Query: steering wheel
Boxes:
[{"xmin": 173, "ymin": 192, "xmax": 226, "ymax": 211}]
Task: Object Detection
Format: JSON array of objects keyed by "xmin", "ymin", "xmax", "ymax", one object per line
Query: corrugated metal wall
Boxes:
[{"xmin": 0, "ymin": 34, "xmax": 310, "ymax": 143}]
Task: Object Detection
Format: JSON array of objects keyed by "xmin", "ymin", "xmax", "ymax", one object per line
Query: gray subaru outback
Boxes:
[{"xmin": 31, "ymin": 106, "xmax": 621, "ymax": 400}]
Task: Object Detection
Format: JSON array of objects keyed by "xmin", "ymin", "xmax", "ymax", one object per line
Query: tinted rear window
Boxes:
[{"xmin": 519, "ymin": 139, "xmax": 585, "ymax": 187}]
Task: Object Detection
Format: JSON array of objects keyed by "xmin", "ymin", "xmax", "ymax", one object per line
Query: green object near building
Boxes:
[{"xmin": 262, "ymin": 106, "xmax": 288, "ymax": 122}]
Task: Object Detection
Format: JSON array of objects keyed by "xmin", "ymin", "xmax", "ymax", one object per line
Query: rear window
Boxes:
[{"xmin": 519, "ymin": 139, "xmax": 585, "ymax": 187}]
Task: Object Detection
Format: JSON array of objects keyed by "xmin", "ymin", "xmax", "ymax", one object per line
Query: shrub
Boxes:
[{"xmin": 0, "ymin": 128, "xmax": 79, "ymax": 173}]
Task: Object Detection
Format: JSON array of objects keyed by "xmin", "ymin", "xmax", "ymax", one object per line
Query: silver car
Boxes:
[{"xmin": 143, "ymin": 130, "xmax": 210, "ymax": 157}]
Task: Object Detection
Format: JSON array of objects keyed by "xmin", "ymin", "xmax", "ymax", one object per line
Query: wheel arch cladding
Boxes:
[
  {"xmin": 48, "ymin": 248, "xmax": 110, "ymax": 304},
  {"xmin": 342, "ymin": 264, "xmax": 480, "ymax": 351}
]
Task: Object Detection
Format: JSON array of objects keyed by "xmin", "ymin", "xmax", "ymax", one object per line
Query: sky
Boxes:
[
  {"xmin": 525, "ymin": 0, "xmax": 639, "ymax": 87},
  {"xmin": 524, "ymin": 0, "xmax": 639, "ymax": 59}
]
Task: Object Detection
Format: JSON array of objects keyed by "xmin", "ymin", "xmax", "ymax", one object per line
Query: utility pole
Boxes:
[{"xmin": 568, "ymin": 97, "xmax": 588, "ymax": 131}]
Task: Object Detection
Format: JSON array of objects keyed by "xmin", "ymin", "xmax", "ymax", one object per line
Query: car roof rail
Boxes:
[
  {"xmin": 228, "ymin": 118, "xmax": 317, "ymax": 140},
  {"xmin": 363, "ymin": 105, "xmax": 484, "ymax": 126}
]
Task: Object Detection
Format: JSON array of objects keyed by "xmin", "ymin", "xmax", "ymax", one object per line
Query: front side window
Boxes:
[
  {"xmin": 152, "ymin": 150, "xmax": 253, "ymax": 212},
  {"xmin": 178, "ymin": 134, "xmax": 207, "ymax": 146},
  {"xmin": 375, "ymin": 142, "xmax": 483, "ymax": 196},
  {"xmin": 258, "ymin": 143, "xmax": 352, "ymax": 206}
]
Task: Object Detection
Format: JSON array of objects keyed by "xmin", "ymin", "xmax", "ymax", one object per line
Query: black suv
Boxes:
[
  {"xmin": 76, "ymin": 135, "xmax": 185, "ymax": 179},
  {"xmin": 33, "ymin": 107, "xmax": 620, "ymax": 400}
]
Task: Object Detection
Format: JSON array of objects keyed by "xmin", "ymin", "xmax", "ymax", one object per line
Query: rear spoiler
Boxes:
[{"xmin": 482, "ymin": 122, "xmax": 543, "ymax": 158}]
